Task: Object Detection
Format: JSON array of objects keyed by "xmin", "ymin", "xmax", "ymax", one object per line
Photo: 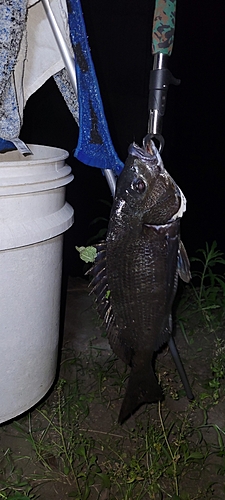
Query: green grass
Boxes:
[
  {"xmin": 177, "ymin": 241, "xmax": 225, "ymax": 335},
  {"xmin": 1, "ymin": 241, "xmax": 225, "ymax": 499},
  {"xmin": 0, "ymin": 446, "xmax": 36, "ymax": 499},
  {"xmin": 1, "ymin": 348, "xmax": 225, "ymax": 499}
]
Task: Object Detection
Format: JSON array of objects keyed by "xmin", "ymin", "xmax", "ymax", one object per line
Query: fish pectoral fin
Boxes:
[
  {"xmin": 178, "ymin": 240, "xmax": 191, "ymax": 283},
  {"xmin": 118, "ymin": 363, "xmax": 163, "ymax": 424}
]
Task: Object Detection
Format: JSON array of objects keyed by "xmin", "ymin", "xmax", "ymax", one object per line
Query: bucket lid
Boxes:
[
  {"xmin": 0, "ymin": 145, "xmax": 74, "ymax": 250},
  {"xmin": 0, "ymin": 144, "xmax": 72, "ymax": 194}
]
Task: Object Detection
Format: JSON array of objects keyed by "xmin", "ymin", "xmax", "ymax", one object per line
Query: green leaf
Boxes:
[
  {"xmin": 98, "ymin": 472, "xmax": 111, "ymax": 488},
  {"xmin": 64, "ymin": 465, "xmax": 70, "ymax": 475},
  {"xmin": 90, "ymin": 216, "xmax": 108, "ymax": 225},
  {"xmin": 75, "ymin": 246, "xmax": 97, "ymax": 263},
  {"xmin": 76, "ymin": 444, "xmax": 87, "ymax": 458},
  {"xmin": 87, "ymin": 228, "xmax": 107, "ymax": 244},
  {"xmin": 83, "ymin": 484, "xmax": 90, "ymax": 500},
  {"xmin": 89, "ymin": 455, "xmax": 97, "ymax": 466},
  {"xmin": 77, "ymin": 472, "xmax": 86, "ymax": 478},
  {"xmin": 216, "ymin": 276, "xmax": 225, "ymax": 293},
  {"xmin": 127, "ymin": 476, "xmax": 136, "ymax": 484},
  {"xmin": 186, "ymin": 451, "xmax": 205, "ymax": 461},
  {"xmin": 87, "ymin": 473, "xmax": 96, "ymax": 486},
  {"xmin": 199, "ymin": 392, "xmax": 210, "ymax": 400},
  {"xmin": 8, "ymin": 496, "xmax": 32, "ymax": 500}
]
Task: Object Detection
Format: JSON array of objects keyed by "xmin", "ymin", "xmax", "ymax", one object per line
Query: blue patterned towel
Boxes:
[
  {"xmin": 67, "ymin": 0, "xmax": 123, "ymax": 175},
  {"xmin": 0, "ymin": 138, "xmax": 16, "ymax": 153},
  {"xmin": 0, "ymin": 0, "xmax": 27, "ymax": 153}
]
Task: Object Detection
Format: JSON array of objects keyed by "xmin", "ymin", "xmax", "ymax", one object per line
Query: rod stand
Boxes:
[{"xmin": 168, "ymin": 336, "xmax": 194, "ymax": 401}]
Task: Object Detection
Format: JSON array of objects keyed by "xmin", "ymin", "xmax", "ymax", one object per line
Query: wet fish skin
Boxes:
[
  {"xmin": 90, "ymin": 141, "xmax": 190, "ymax": 424},
  {"xmin": 110, "ymin": 142, "xmax": 183, "ymax": 230},
  {"xmin": 107, "ymin": 219, "xmax": 181, "ymax": 423}
]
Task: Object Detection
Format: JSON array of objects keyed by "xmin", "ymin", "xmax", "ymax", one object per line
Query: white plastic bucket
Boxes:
[{"xmin": 0, "ymin": 145, "xmax": 74, "ymax": 423}]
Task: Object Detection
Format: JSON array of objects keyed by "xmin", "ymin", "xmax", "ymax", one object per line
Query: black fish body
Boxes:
[{"xmin": 90, "ymin": 141, "xmax": 190, "ymax": 423}]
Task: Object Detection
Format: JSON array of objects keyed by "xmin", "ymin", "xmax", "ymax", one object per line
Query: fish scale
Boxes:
[
  {"xmin": 89, "ymin": 140, "xmax": 191, "ymax": 423},
  {"xmin": 107, "ymin": 225, "xmax": 178, "ymax": 348}
]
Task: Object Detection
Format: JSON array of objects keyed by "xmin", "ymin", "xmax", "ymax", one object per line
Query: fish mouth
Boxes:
[
  {"xmin": 128, "ymin": 142, "xmax": 159, "ymax": 166},
  {"xmin": 129, "ymin": 141, "xmax": 187, "ymax": 222}
]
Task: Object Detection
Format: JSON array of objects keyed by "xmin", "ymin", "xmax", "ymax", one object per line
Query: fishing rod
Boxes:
[
  {"xmin": 145, "ymin": 0, "xmax": 180, "ymax": 152},
  {"xmin": 147, "ymin": 0, "xmax": 194, "ymax": 400}
]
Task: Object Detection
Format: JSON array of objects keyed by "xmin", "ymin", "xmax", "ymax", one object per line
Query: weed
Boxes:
[
  {"xmin": 177, "ymin": 241, "xmax": 225, "ymax": 342},
  {"xmin": 2, "ymin": 243, "xmax": 225, "ymax": 498},
  {"xmin": 1, "ymin": 346, "xmax": 224, "ymax": 499},
  {"xmin": 190, "ymin": 241, "xmax": 225, "ymax": 328},
  {"xmin": 208, "ymin": 337, "xmax": 225, "ymax": 403},
  {"xmin": 0, "ymin": 448, "xmax": 36, "ymax": 500}
]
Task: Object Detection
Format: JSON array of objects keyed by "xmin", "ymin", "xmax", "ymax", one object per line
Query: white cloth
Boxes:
[
  {"xmin": 0, "ymin": 0, "xmax": 78, "ymax": 141},
  {"xmin": 22, "ymin": 0, "xmax": 74, "ymax": 102}
]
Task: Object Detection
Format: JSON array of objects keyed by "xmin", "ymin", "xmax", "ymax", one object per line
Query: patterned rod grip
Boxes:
[{"xmin": 152, "ymin": 0, "xmax": 177, "ymax": 56}]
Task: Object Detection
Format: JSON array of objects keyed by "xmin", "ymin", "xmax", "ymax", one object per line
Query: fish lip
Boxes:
[{"xmin": 128, "ymin": 142, "xmax": 159, "ymax": 166}]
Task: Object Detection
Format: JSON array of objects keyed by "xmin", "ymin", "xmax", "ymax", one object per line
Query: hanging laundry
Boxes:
[
  {"xmin": 0, "ymin": 0, "xmax": 78, "ymax": 153},
  {"xmin": 0, "ymin": 0, "xmax": 27, "ymax": 151},
  {"xmin": 0, "ymin": 0, "xmax": 122, "ymax": 174},
  {"xmin": 64, "ymin": 0, "xmax": 124, "ymax": 175}
]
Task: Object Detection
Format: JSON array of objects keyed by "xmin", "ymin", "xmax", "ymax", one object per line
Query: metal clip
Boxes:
[{"xmin": 147, "ymin": 53, "xmax": 180, "ymax": 152}]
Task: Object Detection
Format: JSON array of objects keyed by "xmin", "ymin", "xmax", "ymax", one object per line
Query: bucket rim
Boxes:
[{"xmin": 0, "ymin": 144, "xmax": 69, "ymax": 166}]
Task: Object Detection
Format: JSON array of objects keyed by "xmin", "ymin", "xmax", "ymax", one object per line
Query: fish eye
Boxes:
[{"xmin": 132, "ymin": 178, "xmax": 146, "ymax": 194}]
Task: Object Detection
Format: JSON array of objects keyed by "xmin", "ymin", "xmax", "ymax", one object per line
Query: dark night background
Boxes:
[{"xmin": 20, "ymin": 0, "xmax": 225, "ymax": 278}]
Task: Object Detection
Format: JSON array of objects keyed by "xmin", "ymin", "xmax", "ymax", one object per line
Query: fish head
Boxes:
[{"xmin": 113, "ymin": 140, "xmax": 186, "ymax": 227}]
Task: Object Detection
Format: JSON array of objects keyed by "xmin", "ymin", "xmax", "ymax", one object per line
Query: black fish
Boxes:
[{"xmin": 89, "ymin": 141, "xmax": 191, "ymax": 424}]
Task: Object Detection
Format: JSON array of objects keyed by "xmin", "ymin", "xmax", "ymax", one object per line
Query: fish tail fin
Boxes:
[{"xmin": 118, "ymin": 365, "xmax": 163, "ymax": 424}]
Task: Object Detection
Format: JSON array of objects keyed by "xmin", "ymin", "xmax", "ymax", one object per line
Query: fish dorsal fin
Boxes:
[
  {"xmin": 88, "ymin": 241, "xmax": 132, "ymax": 365},
  {"xmin": 88, "ymin": 241, "xmax": 110, "ymax": 319},
  {"xmin": 178, "ymin": 240, "xmax": 191, "ymax": 283}
]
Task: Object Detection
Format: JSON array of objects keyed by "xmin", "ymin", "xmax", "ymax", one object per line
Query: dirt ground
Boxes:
[{"xmin": 1, "ymin": 277, "xmax": 225, "ymax": 499}]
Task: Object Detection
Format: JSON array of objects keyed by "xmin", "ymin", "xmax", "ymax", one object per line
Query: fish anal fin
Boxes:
[
  {"xmin": 108, "ymin": 327, "xmax": 132, "ymax": 365},
  {"xmin": 154, "ymin": 315, "xmax": 172, "ymax": 352},
  {"xmin": 118, "ymin": 363, "xmax": 163, "ymax": 424},
  {"xmin": 178, "ymin": 240, "xmax": 191, "ymax": 283}
]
